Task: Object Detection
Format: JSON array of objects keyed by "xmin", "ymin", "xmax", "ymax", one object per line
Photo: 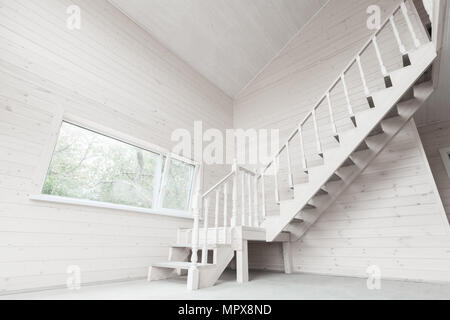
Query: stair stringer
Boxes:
[
  {"xmin": 264, "ymin": 43, "xmax": 437, "ymax": 242},
  {"xmin": 290, "ymin": 82, "xmax": 434, "ymax": 240},
  {"xmin": 197, "ymin": 246, "xmax": 234, "ymax": 289}
]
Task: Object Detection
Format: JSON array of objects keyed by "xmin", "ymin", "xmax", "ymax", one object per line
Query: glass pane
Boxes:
[
  {"xmin": 162, "ymin": 159, "xmax": 194, "ymax": 211},
  {"xmin": 42, "ymin": 122, "xmax": 159, "ymax": 209}
]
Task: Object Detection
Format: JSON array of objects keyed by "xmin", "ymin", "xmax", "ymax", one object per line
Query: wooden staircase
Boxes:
[
  {"xmin": 264, "ymin": 42, "xmax": 436, "ymax": 241},
  {"xmin": 148, "ymin": 225, "xmax": 291, "ymax": 290},
  {"xmin": 148, "ymin": 242, "xmax": 234, "ymax": 290},
  {"xmin": 148, "ymin": 0, "xmax": 438, "ymax": 291}
]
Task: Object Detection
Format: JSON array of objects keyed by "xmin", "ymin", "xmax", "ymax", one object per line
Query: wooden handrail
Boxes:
[
  {"xmin": 202, "ymin": 171, "xmax": 234, "ymax": 198},
  {"xmin": 201, "ymin": 164, "xmax": 257, "ymax": 199},
  {"xmin": 261, "ymin": 1, "xmax": 407, "ymax": 176},
  {"xmin": 238, "ymin": 165, "xmax": 258, "ymax": 176}
]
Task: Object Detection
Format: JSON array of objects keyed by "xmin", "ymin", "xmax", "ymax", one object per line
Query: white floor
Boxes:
[{"xmin": 2, "ymin": 270, "xmax": 450, "ymax": 300}]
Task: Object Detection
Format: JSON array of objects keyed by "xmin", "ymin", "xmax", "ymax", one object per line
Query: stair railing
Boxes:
[
  {"xmin": 189, "ymin": 1, "xmax": 426, "ymax": 253},
  {"xmin": 190, "ymin": 160, "xmax": 260, "ymax": 265},
  {"xmin": 257, "ymin": 0, "xmax": 424, "ymax": 218}
]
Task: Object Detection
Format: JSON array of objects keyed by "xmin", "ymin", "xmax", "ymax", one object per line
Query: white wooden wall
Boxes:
[
  {"xmin": 235, "ymin": 0, "xmax": 430, "ymax": 211},
  {"xmin": 419, "ymin": 120, "xmax": 450, "ymax": 221},
  {"xmin": 0, "ymin": 0, "xmax": 233, "ymax": 293},
  {"xmin": 249, "ymin": 122, "xmax": 450, "ymax": 282},
  {"xmin": 290, "ymin": 123, "xmax": 450, "ymax": 282},
  {"xmin": 236, "ymin": 0, "xmax": 450, "ymax": 282}
]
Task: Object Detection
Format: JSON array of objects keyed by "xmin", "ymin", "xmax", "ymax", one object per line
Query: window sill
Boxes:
[{"xmin": 29, "ymin": 195, "xmax": 194, "ymax": 220}]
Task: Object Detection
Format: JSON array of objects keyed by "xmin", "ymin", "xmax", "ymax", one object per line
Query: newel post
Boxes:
[{"xmin": 187, "ymin": 163, "xmax": 203, "ymax": 290}]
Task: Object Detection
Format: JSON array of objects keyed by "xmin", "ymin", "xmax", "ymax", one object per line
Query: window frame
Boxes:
[
  {"xmin": 439, "ymin": 146, "xmax": 450, "ymax": 181},
  {"xmin": 31, "ymin": 114, "xmax": 197, "ymax": 219}
]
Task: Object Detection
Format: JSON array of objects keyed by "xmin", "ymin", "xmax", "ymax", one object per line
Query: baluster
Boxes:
[
  {"xmin": 298, "ymin": 124, "xmax": 308, "ymax": 173},
  {"xmin": 190, "ymin": 166, "xmax": 202, "ymax": 269},
  {"xmin": 373, "ymin": 36, "xmax": 388, "ymax": 76},
  {"xmin": 373, "ymin": 36, "xmax": 392, "ymax": 88},
  {"xmin": 356, "ymin": 56, "xmax": 370, "ymax": 97},
  {"xmin": 390, "ymin": 15, "xmax": 411, "ymax": 67},
  {"xmin": 326, "ymin": 92, "xmax": 339, "ymax": 141},
  {"xmin": 223, "ymin": 182, "xmax": 228, "ymax": 228},
  {"xmin": 261, "ymin": 173, "xmax": 267, "ymax": 220},
  {"xmin": 241, "ymin": 170, "xmax": 246, "ymax": 226},
  {"xmin": 356, "ymin": 56, "xmax": 375, "ymax": 109},
  {"xmin": 390, "ymin": 16, "xmax": 407, "ymax": 55},
  {"xmin": 201, "ymin": 198, "xmax": 209, "ymax": 264},
  {"xmin": 341, "ymin": 73, "xmax": 356, "ymax": 126},
  {"xmin": 401, "ymin": 1, "xmax": 421, "ymax": 48},
  {"xmin": 214, "ymin": 190, "xmax": 220, "ymax": 243},
  {"xmin": 274, "ymin": 157, "xmax": 280, "ymax": 204},
  {"xmin": 311, "ymin": 109, "xmax": 323, "ymax": 157},
  {"xmin": 253, "ymin": 173, "xmax": 258, "ymax": 227},
  {"xmin": 286, "ymin": 142, "xmax": 294, "ymax": 189},
  {"xmin": 247, "ymin": 173, "xmax": 252, "ymax": 226},
  {"xmin": 231, "ymin": 163, "xmax": 238, "ymax": 227}
]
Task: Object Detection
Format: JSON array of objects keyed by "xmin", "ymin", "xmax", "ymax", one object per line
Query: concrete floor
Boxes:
[{"xmin": 2, "ymin": 270, "xmax": 450, "ymax": 300}]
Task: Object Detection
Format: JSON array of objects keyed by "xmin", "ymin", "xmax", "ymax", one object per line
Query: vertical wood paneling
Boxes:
[
  {"xmin": 419, "ymin": 120, "xmax": 450, "ymax": 221},
  {"xmin": 0, "ymin": 0, "xmax": 233, "ymax": 293},
  {"xmin": 238, "ymin": 0, "xmax": 450, "ymax": 283},
  {"xmin": 248, "ymin": 124, "xmax": 450, "ymax": 283}
]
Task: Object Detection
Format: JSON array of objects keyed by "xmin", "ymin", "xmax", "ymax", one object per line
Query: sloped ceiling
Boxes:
[{"xmin": 109, "ymin": 0, "xmax": 328, "ymax": 97}]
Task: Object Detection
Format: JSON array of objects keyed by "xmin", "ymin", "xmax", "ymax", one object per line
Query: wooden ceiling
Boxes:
[{"xmin": 109, "ymin": 0, "xmax": 327, "ymax": 97}]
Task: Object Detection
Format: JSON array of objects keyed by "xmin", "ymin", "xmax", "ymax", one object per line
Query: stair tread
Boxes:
[{"xmin": 398, "ymin": 81, "xmax": 434, "ymax": 109}]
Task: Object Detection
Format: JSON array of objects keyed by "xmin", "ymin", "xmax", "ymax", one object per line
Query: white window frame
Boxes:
[
  {"xmin": 439, "ymin": 146, "xmax": 450, "ymax": 181},
  {"xmin": 30, "ymin": 114, "xmax": 197, "ymax": 219}
]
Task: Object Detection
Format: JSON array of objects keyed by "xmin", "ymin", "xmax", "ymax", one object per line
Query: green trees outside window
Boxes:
[{"xmin": 43, "ymin": 122, "xmax": 194, "ymax": 212}]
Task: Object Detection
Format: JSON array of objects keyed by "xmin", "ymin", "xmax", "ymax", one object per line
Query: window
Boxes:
[
  {"xmin": 41, "ymin": 121, "xmax": 195, "ymax": 213},
  {"xmin": 161, "ymin": 158, "xmax": 195, "ymax": 211},
  {"xmin": 439, "ymin": 146, "xmax": 450, "ymax": 181}
]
